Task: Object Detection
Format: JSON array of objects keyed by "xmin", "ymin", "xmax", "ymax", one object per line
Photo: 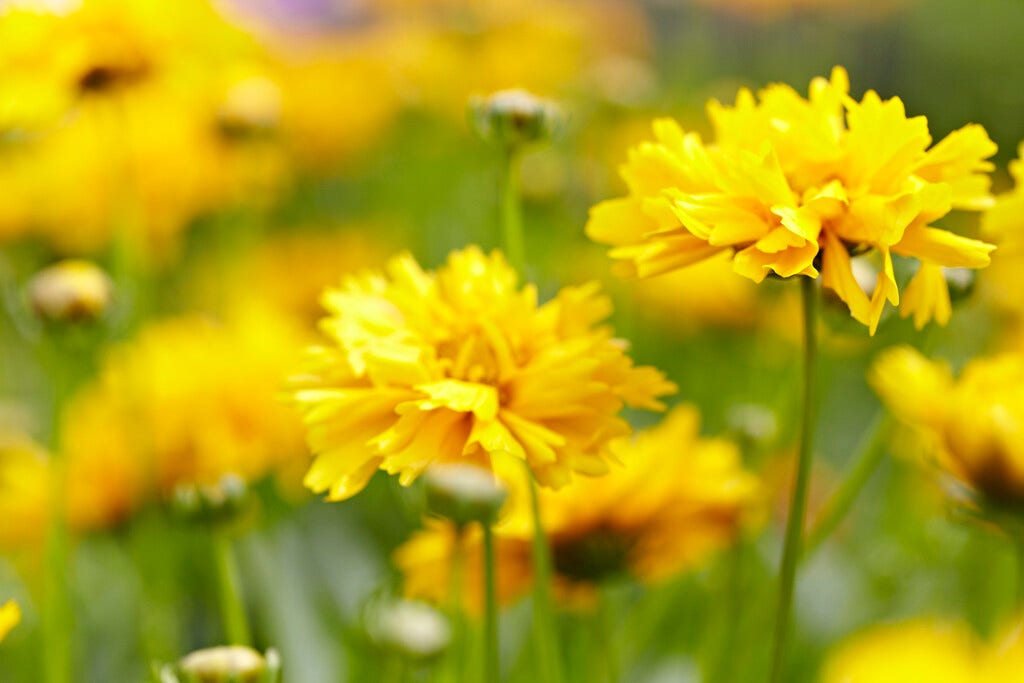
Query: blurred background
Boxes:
[{"xmin": 1, "ymin": 0, "xmax": 1023, "ymax": 681}]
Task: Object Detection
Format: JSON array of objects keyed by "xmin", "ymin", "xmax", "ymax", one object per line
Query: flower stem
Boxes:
[
  {"xmin": 596, "ymin": 587, "xmax": 619, "ymax": 683},
  {"xmin": 501, "ymin": 147, "xmax": 526, "ymax": 275},
  {"xmin": 526, "ymin": 473, "xmax": 564, "ymax": 683},
  {"xmin": 42, "ymin": 339, "xmax": 72, "ymax": 683},
  {"xmin": 444, "ymin": 528, "xmax": 467, "ymax": 683},
  {"xmin": 212, "ymin": 531, "xmax": 251, "ymax": 646},
  {"xmin": 482, "ymin": 521, "xmax": 500, "ymax": 683},
  {"xmin": 802, "ymin": 413, "xmax": 891, "ymax": 559},
  {"xmin": 768, "ymin": 275, "xmax": 818, "ymax": 683}
]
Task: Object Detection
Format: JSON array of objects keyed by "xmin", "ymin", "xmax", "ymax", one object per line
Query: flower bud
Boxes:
[
  {"xmin": 726, "ymin": 403, "xmax": 779, "ymax": 450},
  {"xmin": 178, "ymin": 646, "xmax": 265, "ymax": 682},
  {"xmin": 216, "ymin": 77, "xmax": 282, "ymax": 141},
  {"xmin": 169, "ymin": 473, "xmax": 250, "ymax": 524},
  {"xmin": 469, "ymin": 89, "xmax": 561, "ymax": 148},
  {"xmin": 27, "ymin": 259, "xmax": 113, "ymax": 323},
  {"xmin": 423, "ymin": 463, "xmax": 508, "ymax": 528},
  {"xmin": 943, "ymin": 267, "xmax": 976, "ymax": 302},
  {"xmin": 365, "ymin": 599, "xmax": 451, "ymax": 663}
]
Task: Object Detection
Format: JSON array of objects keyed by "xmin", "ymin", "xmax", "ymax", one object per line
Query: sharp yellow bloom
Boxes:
[
  {"xmin": 292, "ymin": 246, "xmax": 676, "ymax": 500},
  {"xmin": 586, "ymin": 67, "xmax": 996, "ymax": 334},
  {"xmin": 394, "ymin": 404, "xmax": 759, "ymax": 609},
  {"xmin": 0, "ymin": 600, "xmax": 20, "ymax": 643},
  {"xmin": 870, "ymin": 346, "xmax": 1024, "ymax": 504}
]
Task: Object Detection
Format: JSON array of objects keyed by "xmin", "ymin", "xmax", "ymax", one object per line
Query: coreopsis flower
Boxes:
[
  {"xmin": 586, "ymin": 67, "xmax": 997, "ymax": 334},
  {"xmin": 394, "ymin": 404, "xmax": 760, "ymax": 609},
  {"xmin": 821, "ymin": 617, "xmax": 1024, "ymax": 683},
  {"xmin": 980, "ymin": 142, "xmax": 1024, "ymax": 322},
  {"xmin": 292, "ymin": 246, "xmax": 675, "ymax": 501},
  {"xmin": 66, "ymin": 309, "xmax": 306, "ymax": 498},
  {"xmin": 0, "ymin": 600, "xmax": 19, "ymax": 643},
  {"xmin": 869, "ymin": 346, "xmax": 1024, "ymax": 505}
]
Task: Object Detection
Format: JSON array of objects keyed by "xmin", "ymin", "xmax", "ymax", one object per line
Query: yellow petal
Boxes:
[
  {"xmin": 900, "ymin": 263, "xmax": 952, "ymax": 329},
  {"xmin": 821, "ymin": 230, "xmax": 871, "ymax": 326},
  {"xmin": 892, "ymin": 224, "xmax": 995, "ymax": 268},
  {"xmin": 0, "ymin": 600, "xmax": 20, "ymax": 643}
]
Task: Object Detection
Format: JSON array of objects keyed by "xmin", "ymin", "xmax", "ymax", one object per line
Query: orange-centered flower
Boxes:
[
  {"xmin": 586, "ymin": 67, "xmax": 996, "ymax": 334},
  {"xmin": 292, "ymin": 246, "xmax": 676, "ymax": 500}
]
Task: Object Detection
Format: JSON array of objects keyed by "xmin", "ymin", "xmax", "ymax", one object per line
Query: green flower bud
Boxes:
[
  {"xmin": 178, "ymin": 646, "xmax": 265, "ymax": 683},
  {"xmin": 423, "ymin": 463, "xmax": 508, "ymax": 528},
  {"xmin": 169, "ymin": 473, "xmax": 250, "ymax": 524},
  {"xmin": 469, "ymin": 89, "xmax": 562, "ymax": 149},
  {"xmin": 27, "ymin": 259, "xmax": 113, "ymax": 324},
  {"xmin": 726, "ymin": 403, "xmax": 778, "ymax": 450},
  {"xmin": 365, "ymin": 599, "xmax": 451, "ymax": 663}
]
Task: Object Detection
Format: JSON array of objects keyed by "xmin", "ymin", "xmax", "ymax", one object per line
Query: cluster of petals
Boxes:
[
  {"xmin": 395, "ymin": 404, "xmax": 760, "ymax": 609},
  {"xmin": 292, "ymin": 246, "xmax": 676, "ymax": 501},
  {"xmin": 870, "ymin": 346, "xmax": 1024, "ymax": 504},
  {"xmin": 586, "ymin": 67, "xmax": 997, "ymax": 333}
]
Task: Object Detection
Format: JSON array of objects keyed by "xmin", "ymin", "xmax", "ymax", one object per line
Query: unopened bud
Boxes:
[
  {"xmin": 27, "ymin": 259, "xmax": 112, "ymax": 323},
  {"xmin": 170, "ymin": 473, "xmax": 249, "ymax": 524},
  {"xmin": 217, "ymin": 77, "xmax": 282, "ymax": 140},
  {"xmin": 943, "ymin": 267, "xmax": 977, "ymax": 301},
  {"xmin": 365, "ymin": 599, "xmax": 451, "ymax": 662},
  {"xmin": 469, "ymin": 89, "xmax": 561, "ymax": 148},
  {"xmin": 726, "ymin": 403, "xmax": 778, "ymax": 450},
  {"xmin": 178, "ymin": 646, "xmax": 265, "ymax": 682},
  {"xmin": 423, "ymin": 463, "xmax": 507, "ymax": 528}
]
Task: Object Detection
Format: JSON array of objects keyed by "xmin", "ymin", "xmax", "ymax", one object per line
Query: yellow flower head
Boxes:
[
  {"xmin": 980, "ymin": 141, "xmax": 1024, "ymax": 320},
  {"xmin": 66, "ymin": 310, "xmax": 306, "ymax": 498},
  {"xmin": 586, "ymin": 67, "xmax": 997, "ymax": 334},
  {"xmin": 870, "ymin": 346, "xmax": 1024, "ymax": 505},
  {"xmin": 0, "ymin": 600, "xmax": 20, "ymax": 643},
  {"xmin": 394, "ymin": 404, "xmax": 759, "ymax": 609},
  {"xmin": 292, "ymin": 246, "xmax": 676, "ymax": 501}
]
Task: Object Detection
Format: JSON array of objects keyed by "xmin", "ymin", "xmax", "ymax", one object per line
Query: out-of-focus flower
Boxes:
[
  {"xmin": 870, "ymin": 346, "xmax": 1024, "ymax": 505},
  {"xmin": 0, "ymin": 0, "xmax": 286, "ymax": 260},
  {"xmin": 364, "ymin": 599, "xmax": 451, "ymax": 662},
  {"xmin": 0, "ymin": 433, "xmax": 50, "ymax": 548},
  {"xmin": 981, "ymin": 142, "xmax": 1024, "ymax": 323},
  {"xmin": 178, "ymin": 645, "xmax": 268, "ymax": 683},
  {"xmin": 27, "ymin": 259, "xmax": 113, "ymax": 323},
  {"xmin": 820, "ymin": 619, "xmax": 979, "ymax": 683},
  {"xmin": 0, "ymin": 600, "xmax": 20, "ymax": 643},
  {"xmin": 423, "ymin": 463, "xmax": 508, "ymax": 528},
  {"xmin": 692, "ymin": 0, "xmax": 908, "ymax": 21},
  {"xmin": 189, "ymin": 227, "xmax": 394, "ymax": 328},
  {"xmin": 395, "ymin": 404, "xmax": 760, "ymax": 608},
  {"xmin": 292, "ymin": 246, "xmax": 675, "ymax": 501},
  {"xmin": 586, "ymin": 67, "xmax": 996, "ymax": 334},
  {"xmin": 821, "ymin": 616, "xmax": 1024, "ymax": 683},
  {"xmin": 65, "ymin": 309, "xmax": 306, "ymax": 499},
  {"xmin": 469, "ymin": 89, "xmax": 561, "ymax": 149}
]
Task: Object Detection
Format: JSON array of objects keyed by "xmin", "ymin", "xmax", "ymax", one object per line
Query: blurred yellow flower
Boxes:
[
  {"xmin": 292, "ymin": 246, "xmax": 676, "ymax": 500},
  {"xmin": 0, "ymin": 600, "xmax": 20, "ymax": 643},
  {"xmin": 981, "ymin": 141, "xmax": 1024, "ymax": 322},
  {"xmin": 67, "ymin": 309, "xmax": 307, "ymax": 497},
  {"xmin": 821, "ymin": 617, "xmax": 1024, "ymax": 683},
  {"xmin": 870, "ymin": 346, "xmax": 1024, "ymax": 504},
  {"xmin": 395, "ymin": 404, "xmax": 760, "ymax": 609},
  {"xmin": 0, "ymin": 434, "xmax": 49, "ymax": 548},
  {"xmin": 586, "ymin": 67, "xmax": 996, "ymax": 334}
]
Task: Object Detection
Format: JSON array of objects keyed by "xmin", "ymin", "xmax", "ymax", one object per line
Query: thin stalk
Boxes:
[
  {"xmin": 42, "ymin": 339, "xmax": 72, "ymax": 683},
  {"xmin": 596, "ymin": 588, "xmax": 619, "ymax": 683},
  {"xmin": 501, "ymin": 147, "xmax": 526, "ymax": 275},
  {"xmin": 212, "ymin": 532, "xmax": 252, "ymax": 646},
  {"xmin": 443, "ymin": 527, "xmax": 467, "ymax": 683},
  {"xmin": 527, "ymin": 473, "xmax": 564, "ymax": 683},
  {"xmin": 802, "ymin": 414, "xmax": 891, "ymax": 558},
  {"xmin": 482, "ymin": 521, "xmax": 499, "ymax": 683},
  {"xmin": 768, "ymin": 276, "xmax": 818, "ymax": 683}
]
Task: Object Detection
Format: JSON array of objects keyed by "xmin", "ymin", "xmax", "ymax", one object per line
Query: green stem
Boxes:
[
  {"xmin": 43, "ymin": 340, "xmax": 72, "ymax": 683},
  {"xmin": 802, "ymin": 414, "xmax": 891, "ymax": 559},
  {"xmin": 443, "ymin": 527, "xmax": 467, "ymax": 683},
  {"xmin": 526, "ymin": 473, "xmax": 564, "ymax": 683},
  {"xmin": 482, "ymin": 521, "xmax": 499, "ymax": 683},
  {"xmin": 596, "ymin": 588, "xmax": 618, "ymax": 683},
  {"xmin": 768, "ymin": 276, "xmax": 818, "ymax": 683},
  {"xmin": 212, "ymin": 532, "xmax": 252, "ymax": 646},
  {"xmin": 501, "ymin": 147, "xmax": 526, "ymax": 275}
]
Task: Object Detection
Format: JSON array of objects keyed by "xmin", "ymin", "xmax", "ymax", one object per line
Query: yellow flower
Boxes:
[
  {"xmin": 395, "ymin": 404, "xmax": 759, "ymax": 609},
  {"xmin": 0, "ymin": 600, "xmax": 20, "ymax": 643},
  {"xmin": 586, "ymin": 67, "xmax": 996, "ymax": 334},
  {"xmin": 292, "ymin": 246, "xmax": 676, "ymax": 501},
  {"xmin": 821, "ymin": 617, "xmax": 1024, "ymax": 683},
  {"xmin": 66, "ymin": 309, "xmax": 307, "ymax": 497},
  {"xmin": 869, "ymin": 346, "xmax": 1024, "ymax": 504},
  {"xmin": 820, "ymin": 620, "xmax": 980, "ymax": 683},
  {"xmin": 0, "ymin": 434, "xmax": 49, "ymax": 548},
  {"xmin": 981, "ymin": 142, "xmax": 1024, "ymax": 321}
]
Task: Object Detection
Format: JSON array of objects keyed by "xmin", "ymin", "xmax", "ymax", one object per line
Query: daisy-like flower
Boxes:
[
  {"xmin": 394, "ymin": 404, "xmax": 759, "ymax": 609},
  {"xmin": 0, "ymin": 600, "xmax": 19, "ymax": 643},
  {"xmin": 586, "ymin": 67, "xmax": 997, "ymax": 334},
  {"xmin": 291, "ymin": 245, "xmax": 676, "ymax": 500},
  {"xmin": 869, "ymin": 346, "xmax": 1024, "ymax": 505}
]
